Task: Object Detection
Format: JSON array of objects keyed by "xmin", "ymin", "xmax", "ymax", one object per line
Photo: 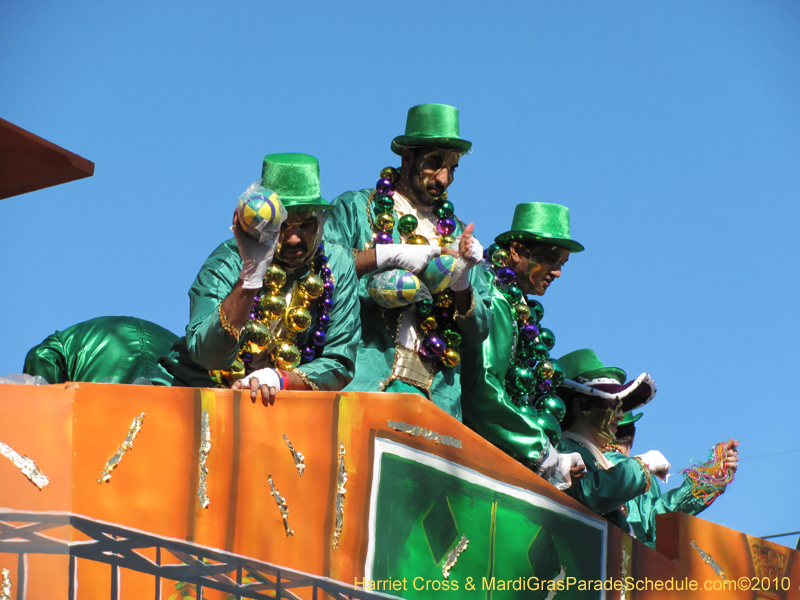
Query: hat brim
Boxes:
[
  {"xmin": 281, "ymin": 196, "xmax": 332, "ymax": 212},
  {"xmin": 619, "ymin": 412, "xmax": 644, "ymax": 427},
  {"xmin": 561, "ymin": 372, "xmax": 657, "ymax": 412},
  {"xmin": 391, "ymin": 136, "xmax": 472, "ymax": 155},
  {"xmin": 496, "ymin": 230, "xmax": 585, "ymax": 253}
]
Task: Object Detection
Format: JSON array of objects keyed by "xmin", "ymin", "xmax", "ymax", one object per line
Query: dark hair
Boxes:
[{"xmin": 558, "ymin": 387, "xmax": 609, "ymax": 431}]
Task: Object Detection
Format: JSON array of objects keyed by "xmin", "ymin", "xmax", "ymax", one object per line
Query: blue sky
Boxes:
[{"xmin": 2, "ymin": 2, "xmax": 799, "ymax": 547}]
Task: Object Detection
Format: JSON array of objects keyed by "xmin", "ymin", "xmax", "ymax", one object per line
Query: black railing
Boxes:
[{"xmin": 0, "ymin": 510, "xmax": 401, "ymax": 600}]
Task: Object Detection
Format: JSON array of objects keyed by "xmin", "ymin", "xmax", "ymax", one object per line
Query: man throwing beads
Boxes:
[
  {"xmin": 150, "ymin": 153, "xmax": 360, "ymax": 404},
  {"xmin": 461, "ymin": 203, "xmax": 587, "ymax": 485},
  {"xmin": 602, "ymin": 411, "xmax": 738, "ymax": 547},
  {"xmin": 325, "ymin": 104, "xmax": 490, "ymax": 419}
]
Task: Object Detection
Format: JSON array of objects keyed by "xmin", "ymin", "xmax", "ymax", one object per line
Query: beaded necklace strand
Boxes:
[
  {"xmin": 212, "ymin": 244, "xmax": 334, "ymax": 385},
  {"xmin": 367, "ymin": 167, "xmax": 462, "ymax": 368}
]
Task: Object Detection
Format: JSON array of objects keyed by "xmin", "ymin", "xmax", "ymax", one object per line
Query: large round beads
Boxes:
[
  {"xmin": 270, "ymin": 342, "xmax": 301, "ymax": 370},
  {"xmin": 285, "ymin": 307, "xmax": 313, "ymax": 332},
  {"xmin": 259, "ymin": 294, "xmax": 287, "ymax": 320},
  {"xmin": 242, "ymin": 321, "xmax": 271, "ymax": 354},
  {"xmin": 397, "ymin": 214, "xmax": 418, "ymax": 234}
]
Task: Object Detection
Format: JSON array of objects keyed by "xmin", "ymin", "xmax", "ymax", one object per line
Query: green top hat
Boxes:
[
  {"xmin": 618, "ymin": 412, "xmax": 643, "ymax": 427},
  {"xmin": 559, "ymin": 349, "xmax": 626, "ymax": 383},
  {"xmin": 495, "ymin": 202, "xmax": 584, "ymax": 253},
  {"xmin": 260, "ymin": 153, "xmax": 331, "ymax": 212},
  {"xmin": 391, "ymin": 104, "xmax": 472, "ymax": 155}
]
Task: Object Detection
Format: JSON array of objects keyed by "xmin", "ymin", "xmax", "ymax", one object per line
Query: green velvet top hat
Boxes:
[
  {"xmin": 260, "ymin": 153, "xmax": 331, "ymax": 212},
  {"xmin": 558, "ymin": 348, "xmax": 656, "ymax": 412},
  {"xmin": 391, "ymin": 104, "xmax": 472, "ymax": 155},
  {"xmin": 495, "ymin": 203, "xmax": 584, "ymax": 253}
]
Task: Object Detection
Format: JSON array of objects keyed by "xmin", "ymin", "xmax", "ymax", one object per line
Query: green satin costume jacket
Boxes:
[
  {"xmin": 559, "ymin": 438, "xmax": 649, "ymax": 532},
  {"xmin": 325, "ymin": 189, "xmax": 492, "ymax": 420},
  {"xmin": 150, "ymin": 238, "xmax": 359, "ymax": 390},
  {"xmin": 606, "ymin": 452, "xmax": 713, "ymax": 548},
  {"xmin": 461, "ymin": 271, "xmax": 551, "ymax": 466},
  {"xmin": 23, "ymin": 316, "xmax": 178, "ymax": 384}
]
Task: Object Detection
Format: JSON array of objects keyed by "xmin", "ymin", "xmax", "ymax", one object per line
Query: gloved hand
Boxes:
[
  {"xmin": 233, "ymin": 212, "xmax": 282, "ymax": 289},
  {"xmin": 232, "ymin": 368, "xmax": 284, "ymax": 406},
  {"xmin": 375, "ymin": 244, "xmax": 443, "ymax": 273},
  {"xmin": 636, "ymin": 450, "xmax": 671, "ymax": 481},
  {"xmin": 536, "ymin": 448, "xmax": 585, "ymax": 490},
  {"xmin": 450, "ymin": 223, "xmax": 484, "ymax": 292}
]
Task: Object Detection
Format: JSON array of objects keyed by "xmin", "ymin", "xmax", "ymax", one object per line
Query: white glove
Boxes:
[
  {"xmin": 375, "ymin": 244, "xmax": 442, "ymax": 273},
  {"xmin": 233, "ymin": 219, "xmax": 281, "ymax": 289},
  {"xmin": 238, "ymin": 368, "xmax": 283, "ymax": 391},
  {"xmin": 536, "ymin": 448, "xmax": 584, "ymax": 490},
  {"xmin": 450, "ymin": 234, "xmax": 484, "ymax": 292},
  {"xmin": 636, "ymin": 450, "xmax": 671, "ymax": 481}
]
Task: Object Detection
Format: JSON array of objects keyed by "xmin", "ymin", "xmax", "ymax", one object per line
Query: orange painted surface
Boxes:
[{"xmin": 0, "ymin": 383, "xmax": 797, "ymax": 599}]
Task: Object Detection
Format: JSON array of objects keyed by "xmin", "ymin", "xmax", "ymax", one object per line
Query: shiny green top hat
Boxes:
[
  {"xmin": 495, "ymin": 202, "xmax": 584, "ymax": 253},
  {"xmin": 558, "ymin": 348, "xmax": 656, "ymax": 412},
  {"xmin": 391, "ymin": 103, "xmax": 472, "ymax": 155},
  {"xmin": 260, "ymin": 153, "xmax": 331, "ymax": 212}
]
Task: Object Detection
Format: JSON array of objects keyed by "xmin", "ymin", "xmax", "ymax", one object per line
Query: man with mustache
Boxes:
[
  {"xmin": 324, "ymin": 104, "xmax": 491, "ymax": 419},
  {"xmin": 150, "ymin": 153, "xmax": 360, "ymax": 405},
  {"xmin": 460, "ymin": 203, "xmax": 587, "ymax": 486}
]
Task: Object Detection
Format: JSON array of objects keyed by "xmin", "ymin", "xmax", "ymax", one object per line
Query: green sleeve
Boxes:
[
  {"xmin": 657, "ymin": 474, "xmax": 719, "ymax": 515},
  {"xmin": 562, "ymin": 441, "xmax": 648, "ymax": 516},
  {"xmin": 184, "ymin": 239, "xmax": 244, "ymax": 371},
  {"xmin": 295, "ymin": 242, "xmax": 360, "ymax": 390},
  {"xmin": 23, "ymin": 333, "xmax": 66, "ymax": 384},
  {"xmin": 623, "ymin": 475, "xmax": 713, "ymax": 547},
  {"xmin": 325, "ymin": 189, "xmax": 373, "ymax": 252},
  {"xmin": 455, "ymin": 264, "xmax": 492, "ymax": 349},
  {"xmin": 462, "ymin": 279, "xmax": 549, "ymax": 466}
]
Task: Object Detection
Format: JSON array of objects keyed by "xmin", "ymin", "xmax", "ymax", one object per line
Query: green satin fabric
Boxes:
[
  {"xmin": 559, "ymin": 439, "xmax": 648, "ymax": 532},
  {"xmin": 325, "ymin": 189, "xmax": 492, "ymax": 420},
  {"xmin": 606, "ymin": 453, "xmax": 712, "ymax": 548},
  {"xmin": 260, "ymin": 153, "xmax": 329, "ymax": 210},
  {"xmin": 461, "ymin": 272, "xmax": 550, "ymax": 466},
  {"xmin": 23, "ymin": 316, "xmax": 178, "ymax": 384},
  {"xmin": 149, "ymin": 238, "xmax": 359, "ymax": 390}
]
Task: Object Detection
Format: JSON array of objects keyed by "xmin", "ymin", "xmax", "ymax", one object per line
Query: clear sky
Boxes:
[{"xmin": 2, "ymin": 2, "xmax": 799, "ymax": 548}]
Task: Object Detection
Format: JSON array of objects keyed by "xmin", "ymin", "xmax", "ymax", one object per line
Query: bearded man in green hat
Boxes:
[
  {"xmin": 325, "ymin": 103, "xmax": 491, "ymax": 419},
  {"xmin": 150, "ymin": 153, "xmax": 360, "ymax": 404},
  {"xmin": 461, "ymin": 202, "xmax": 588, "ymax": 486},
  {"xmin": 604, "ymin": 413, "xmax": 739, "ymax": 548}
]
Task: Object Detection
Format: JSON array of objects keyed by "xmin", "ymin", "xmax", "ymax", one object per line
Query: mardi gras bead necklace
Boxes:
[
  {"xmin": 211, "ymin": 244, "xmax": 334, "ymax": 385},
  {"xmin": 366, "ymin": 167, "xmax": 462, "ymax": 369},
  {"xmin": 681, "ymin": 442, "xmax": 735, "ymax": 505},
  {"xmin": 485, "ymin": 243, "xmax": 566, "ymax": 444}
]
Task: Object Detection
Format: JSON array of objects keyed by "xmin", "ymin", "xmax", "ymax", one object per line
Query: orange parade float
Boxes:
[
  {"xmin": 1, "ymin": 121, "xmax": 797, "ymax": 599},
  {"xmin": 0, "ymin": 383, "xmax": 798, "ymax": 600}
]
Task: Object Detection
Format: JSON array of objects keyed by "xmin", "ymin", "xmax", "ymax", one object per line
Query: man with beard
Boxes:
[
  {"xmin": 150, "ymin": 153, "xmax": 360, "ymax": 405},
  {"xmin": 325, "ymin": 104, "xmax": 490, "ymax": 419},
  {"xmin": 460, "ymin": 203, "xmax": 587, "ymax": 486}
]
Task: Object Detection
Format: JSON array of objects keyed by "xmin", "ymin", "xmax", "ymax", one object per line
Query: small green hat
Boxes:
[
  {"xmin": 260, "ymin": 153, "xmax": 331, "ymax": 212},
  {"xmin": 495, "ymin": 202, "xmax": 584, "ymax": 253},
  {"xmin": 391, "ymin": 104, "xmax": 472, "ymax": 155},
  {"xmin": 618, "ymin": 412, "xmax": 643, "ymax": 427},
  {"xmin": 560, "ymin": 349, "xmax": 626, "ymax": 383}
]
